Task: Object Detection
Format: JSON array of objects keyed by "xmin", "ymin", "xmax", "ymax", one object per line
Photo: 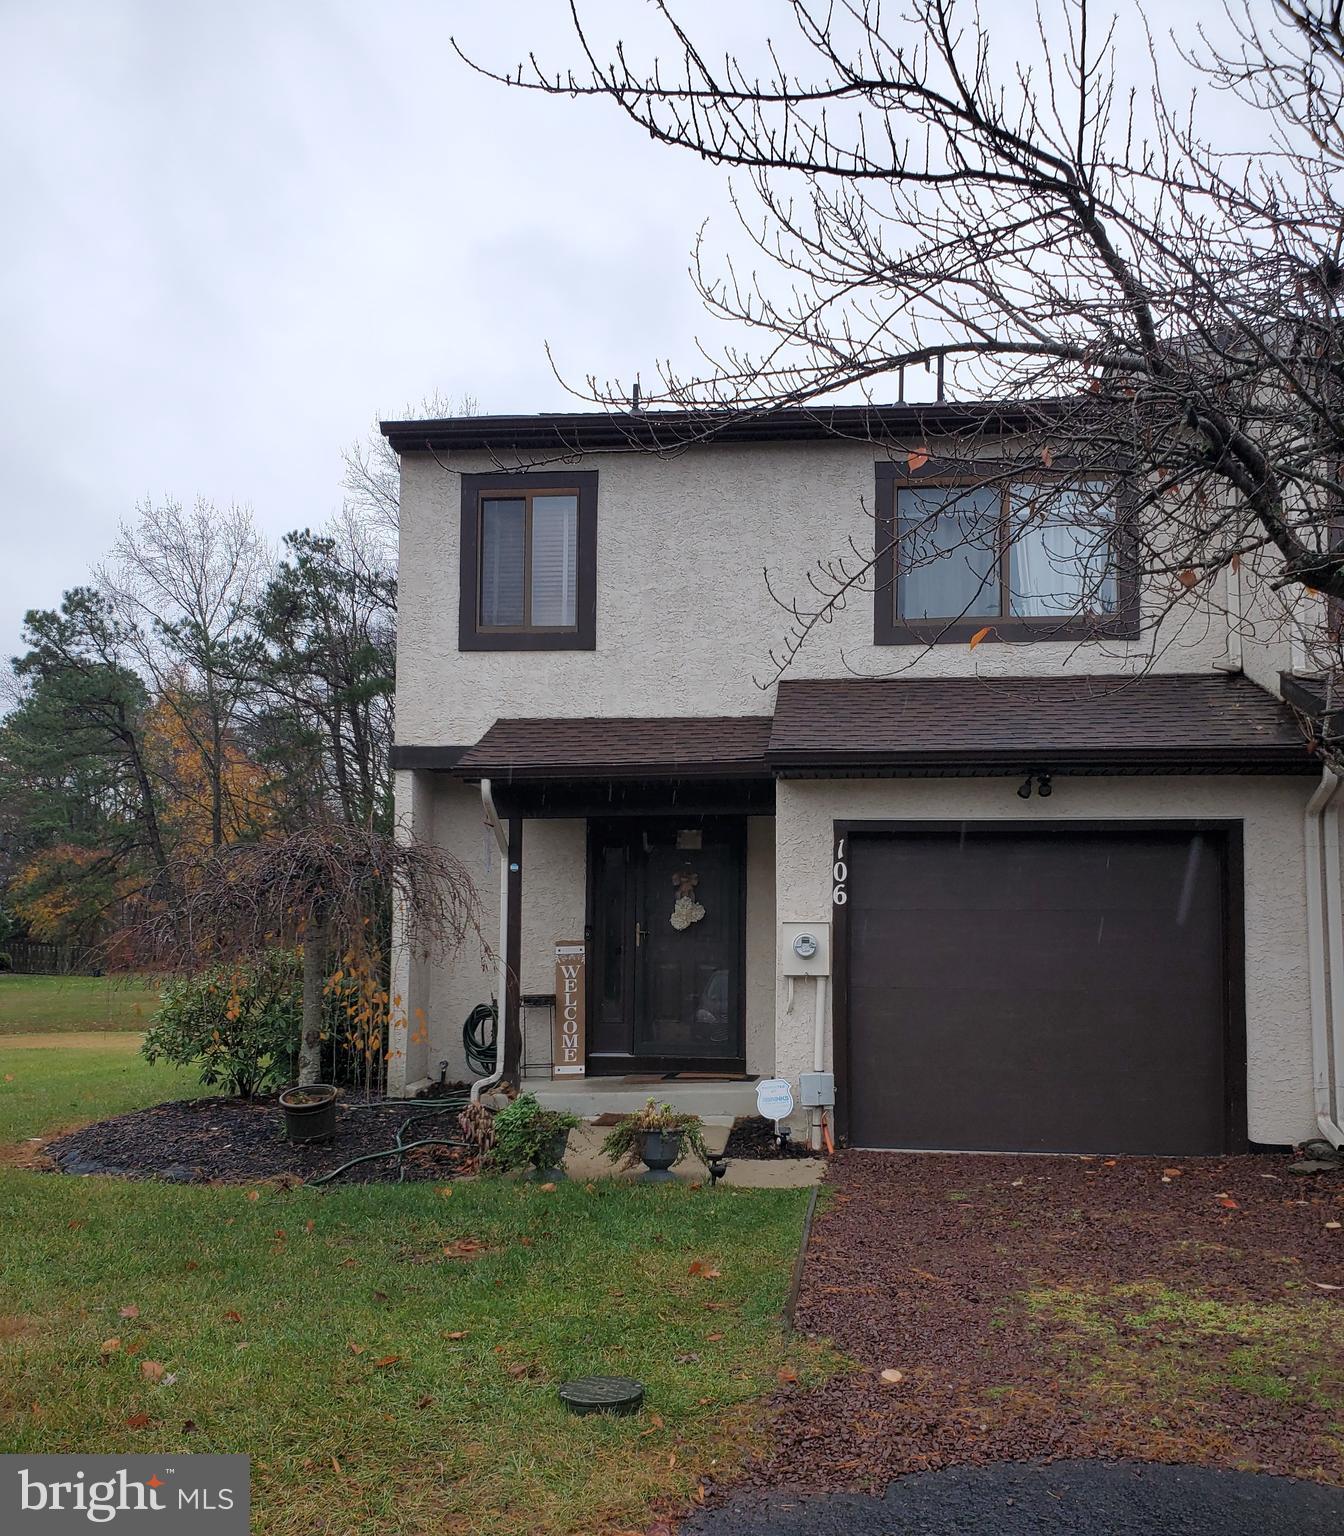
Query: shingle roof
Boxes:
[
  {"xmin": 767, "ymin": 673, "xmax": 1314, "ymax": 774},
  {"xmin": 454, "ymin": 716, "xmax": 774, "ymax": 781}
]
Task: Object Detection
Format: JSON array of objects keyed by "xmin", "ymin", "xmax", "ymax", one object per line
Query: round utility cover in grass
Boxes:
[{"xmin": 558, "ymin": 1375, "xmax": 645, "ymax": 1415}]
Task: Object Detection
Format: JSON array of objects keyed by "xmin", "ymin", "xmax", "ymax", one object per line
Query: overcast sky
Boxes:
[{"xmin": 0, "ymin": 0, "xmax": 1233, "ymax": 661}]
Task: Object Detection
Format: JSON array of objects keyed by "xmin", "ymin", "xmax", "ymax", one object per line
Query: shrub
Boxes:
[
  {"xmin": 142, "ymin": 951, "xmax": 303, "ymax": 1097},
  {"xmin": 491, "ymin": 1093, "xmax": 581, "ymax": 1173},
  {"xmin": 601, "ymin": 1098, "xmax": 710, "ymax": 1169}
]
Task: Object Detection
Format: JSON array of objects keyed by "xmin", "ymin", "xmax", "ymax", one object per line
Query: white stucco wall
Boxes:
[
  {"xmin": 396, "ymin": 442, "xmax": 1235, "ymax": 747},
  {"xmin": 773, "ymin": 773, "xmax": 1318, "ymax": 1146}
]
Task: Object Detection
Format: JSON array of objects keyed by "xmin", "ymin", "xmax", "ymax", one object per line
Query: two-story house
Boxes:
[{"xmin": 383, "ymin": 402, "xmax": 1343, "ymax": 1158}]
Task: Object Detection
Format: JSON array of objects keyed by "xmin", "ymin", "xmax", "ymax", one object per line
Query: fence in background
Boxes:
[{"xmin": 1, "ymin": 939, "xmax": 101, "ymax": 976}]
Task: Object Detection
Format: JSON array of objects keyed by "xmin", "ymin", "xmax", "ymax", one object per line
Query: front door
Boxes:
[{"xmin": 588, "ymin": 820, "xmax": 745, "ymax": 1073}]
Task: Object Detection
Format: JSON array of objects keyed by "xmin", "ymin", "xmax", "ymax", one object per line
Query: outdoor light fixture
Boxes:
[
  {"xmin": 1017, "ymin": 776, "xmax": 1034, "ymax": 799},
  {"xmin": 1037, "ymin": 773, "xmax": 1053, "ymax": 798},
  {"xmin": 708, "ymin": 1155, "xmax": 728, "ymax": 1185},
  {"xmin": 1018, "ymin": 773, "xmax": 1053, "ymax": 799}
]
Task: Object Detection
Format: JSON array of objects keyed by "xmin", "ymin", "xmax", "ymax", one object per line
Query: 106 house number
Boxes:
[{"xmin": 832, "ymin": 838, "xmax": 847, "ymax": 906}]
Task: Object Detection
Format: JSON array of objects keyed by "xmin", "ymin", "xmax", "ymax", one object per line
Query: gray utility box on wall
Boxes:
[{"xmin": 800, "ymin": 1072, "xmax": 835, "ymax": 1108}]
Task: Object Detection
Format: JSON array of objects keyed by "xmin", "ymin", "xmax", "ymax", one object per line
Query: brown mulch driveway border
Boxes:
[{"xmin": 750, "ymin": 1149, "xmax": 1344, "ymax": 1494}]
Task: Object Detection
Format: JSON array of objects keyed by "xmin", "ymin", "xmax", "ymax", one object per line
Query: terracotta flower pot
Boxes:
[
  {"xmin": 639, "ymin": 1129, "xmax": 682, "ymax": 1182},
  {"xmin": 279, "ymin": 1084, "xmax": 338, "ymax": 1143}
]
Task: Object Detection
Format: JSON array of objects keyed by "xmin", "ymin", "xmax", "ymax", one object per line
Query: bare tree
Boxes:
[
  {"xmin": 135, "ymin": 824, "xmax": 483, "ymax": 1086},
  {"xmin": 460, "ymin": 2, "xmax": 1344, "ymax": 714},
  {"xmin": 341, "ymin": 391, "xmax": 477, "ymax": 555},
  {"xmin": 99, "ymin": 498, "xmax": 270, "ymax": 850}
]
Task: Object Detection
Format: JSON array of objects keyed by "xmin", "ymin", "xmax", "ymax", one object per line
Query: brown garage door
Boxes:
[{"xmin": 842, "ymin": 824, "xmax": 1239, "ymax": 1154}]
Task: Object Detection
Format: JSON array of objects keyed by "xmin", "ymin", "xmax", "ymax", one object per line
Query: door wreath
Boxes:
[{"xmin": 670, "ymin": 868, "xmax": 706, "ymax": 930}]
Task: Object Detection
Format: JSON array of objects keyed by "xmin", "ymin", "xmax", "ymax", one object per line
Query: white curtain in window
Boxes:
[
  {"xmin": 897, "ymin": 486, "xmax": 1001, "ymax": 620},
  {"xmin": 530, "ymin": 494, "xmax": 578, "ymax": 627},
  {"xmin": 1009, "ymin": 483, "xmax": 1116, "ymax": 616},
  {"xmin": 480, "ymin": 499, "xmax": 526, "ymax": 626}
]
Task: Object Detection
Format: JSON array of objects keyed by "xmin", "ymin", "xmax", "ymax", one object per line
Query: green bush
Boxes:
[
  {"xmin": 142, "ymin": 951, "xmax": 302, "ymax": 1097},
  {"xmin": 491, "ymin": 1093, "xmax": 582, "ymax": 1173}
]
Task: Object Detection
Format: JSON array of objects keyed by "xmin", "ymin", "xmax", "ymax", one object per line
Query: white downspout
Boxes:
[
  {"xmin": 471, "ymin": 778, "xmax": 511, "ymax": 1105},
  {"xmin": 811, "ymin": 976, "xmax": 827, "ymax": 1152},
  {"xmin": 1325, "ymin": 787, "xmax": 1344, "ymax": 1136},
  {"xmin": 1304, "ymin": 767, "xmax": 1344, "ymax": 1146}
]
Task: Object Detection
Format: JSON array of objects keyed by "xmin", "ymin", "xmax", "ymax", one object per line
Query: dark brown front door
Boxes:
[
  {"xmin": 588, "ymin": 821, "xmax": 745, "ymax": 1072},
  {"xmin": 841, "ymin": 823, "xmax": 1239, "ymax": 1154}
]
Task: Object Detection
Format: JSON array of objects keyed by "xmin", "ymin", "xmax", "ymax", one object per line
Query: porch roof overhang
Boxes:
[
  {"xmin": 392, "ymin": 673, "xmax": 1317, "ymax": 791},
  {"xmin": 450, "ymin": 715, "xmax": 774, "ymax": 783},
  {"xmin": 766, "ymin": 673, "xmax": 1318, "ymax": 777}
]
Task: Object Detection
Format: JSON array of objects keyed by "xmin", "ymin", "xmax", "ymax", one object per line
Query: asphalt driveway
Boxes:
[{"xmin": 740, "ymin": 1150, "xmax": 1344, "ymax": 1494}]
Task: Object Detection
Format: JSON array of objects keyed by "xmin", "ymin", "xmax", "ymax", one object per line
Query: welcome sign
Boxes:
[{"xmin": 552, "ymin": 941, "xmax": 586, "ymax": 1077}]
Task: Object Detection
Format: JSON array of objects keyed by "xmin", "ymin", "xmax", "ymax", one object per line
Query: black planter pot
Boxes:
[
  {"xmin": 639, "ymin": 1129, "xmax": 683, "ymax": 1182},
  {"xmin": 279, "ymin": 1084, "xmax": 338, "ymax": 1143},
  {"xmin": 529, "ymin": 1127, "xmax": 572, "ymax": 1182}
]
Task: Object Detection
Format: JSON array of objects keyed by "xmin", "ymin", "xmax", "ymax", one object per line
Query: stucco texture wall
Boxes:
[
  {"xmin": 396, "ymin": 443, "xmax": 1231, "ymax": 748},
  {"xmin": 774, "ymin": 774, "xmax": 1318, "ymax": 1147}
]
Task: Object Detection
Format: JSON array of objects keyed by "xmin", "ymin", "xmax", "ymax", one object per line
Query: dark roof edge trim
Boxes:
[
  {"xmin": 767, "ymin": 746, "xmax": 1317, "ymax": 774},
  {"xmin": 381, "ymin": 400, "xmax": 1073, "ymax": 455},
  {"xmin": 390, "ymin": 744, "xmax": 468, "ymax": 772}
]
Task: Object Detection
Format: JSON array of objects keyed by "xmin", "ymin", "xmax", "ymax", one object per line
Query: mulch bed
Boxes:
[
  {"xmin": 744, "ymin": 1151, "xmax": 1344, "ymax": 1494},
  {"xmin": 46, "ymin": 1093, "xmax": 475, "ymax": 1185},
  {"xmin": 723, "ymin": 1116, "xmax": 818, "ymax": 1160}
]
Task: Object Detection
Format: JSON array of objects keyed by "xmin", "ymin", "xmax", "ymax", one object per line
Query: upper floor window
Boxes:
[
  {"xmin": 459, "ymin": 470, "xmax": 597, "ymax": 651},
  {"xmin": 874, "ymin": 463, "xmax": 1136, "ymax": 645}
]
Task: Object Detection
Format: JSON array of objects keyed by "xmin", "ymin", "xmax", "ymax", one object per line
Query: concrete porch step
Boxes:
[{"xmin": 522, "ymin": 1075, "xmax": 759, "ymax": 1125}]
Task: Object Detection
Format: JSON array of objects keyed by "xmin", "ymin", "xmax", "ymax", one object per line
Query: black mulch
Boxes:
[
  {"xmin": 734, "ymin": 1150, "xmax": 1344, "ymax": 1497},
  {"xmin": 46, "ymin": 1093, "xmax": 475, "ymax": 1185},
  {"xmin": 722, "ymin": 1116, "xmax": 818, "ymax": 1160}
]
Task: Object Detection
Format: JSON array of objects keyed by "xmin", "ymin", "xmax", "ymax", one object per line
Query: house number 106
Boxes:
[{"xmin": 832, "ymin": 838, "xmax": 847, "ymax": 905}]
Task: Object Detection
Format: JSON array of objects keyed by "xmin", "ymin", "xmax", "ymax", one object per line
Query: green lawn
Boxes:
[
  {"xmin": 0, "ymin": 973, "xmax": 159, "ymax": 1034},
  {"xmin": 0, "ymin": 995, "xmax": 823, "ymax": 1536},
  {"xmin": 0, "ymin": 1032, "xmax": 211, "ymax": 1148}
]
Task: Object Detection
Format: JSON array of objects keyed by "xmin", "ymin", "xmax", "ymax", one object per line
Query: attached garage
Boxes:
[{"xmin": 836, "ymin": 822, "xmax": 1244, "ymax": 1155}]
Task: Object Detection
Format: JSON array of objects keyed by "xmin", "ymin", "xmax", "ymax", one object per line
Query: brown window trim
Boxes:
[
  {"xmin": 873, "ymin": 459, "xmax": 1140, "ymax": 646},
  {"xmin": 459, "ymin": 470, "xmax": 597, "ymax": 651}
]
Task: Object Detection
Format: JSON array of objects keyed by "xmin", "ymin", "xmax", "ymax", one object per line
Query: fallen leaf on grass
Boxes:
[
  {"xmin": 688, "ymin": 1261, "xmax": 721, "ymax": 1279},
  {"xmin": 331, "ymin": 1456, "xmax": 341, "ymax": 1475},
  {"xmin": 777, "ymin": 1366, "xmax": 799, "ymax": 1384},
  {"xmin": 100, "ymin": 1338, "xmax": 121, "ymax": 1355},
  {"xmin": 705, "ymin": 1331, "xmax": 724, "ymax": 1342},
  {"xmin": 415, "ymin": 1395, "xmax": 434, "ymax": 1410},
  {"xmin": 118, "ymin": 1305, "xmax": 139, "ymax": 1319},
  {"xmin": 442, "ymin": 1239, "xmax": 488, "ymax": 1259},
  {"xmin": 347, "ymin": 1342, "xmax": 365, "ymax": 1355},
  {"xmin": 373, "ymin": 1355, "xmax": 401, "ymax": 1369},
  {"xmin": 539, "ymin": 1182, "xmax": 557, "ymax": 1193},
  {"xmin": 184, "ymin": 1261, "xmax": 198, "ymax": 1272},
  {"xmin": 140, "ymin": 1361, "xmax": 165, "ymax": 1382},
  {"xmin": 442, "ymin": 1330, "xmax": 469, "ymax": 1341},
  {"xmin": 123, "ymin": 1336, "xmax": 144, "ymax": 1357},
  {"xmin": 125, "ymin": 1412, "xmax": 151, "ymax": 1430},
  {"xmin": 245, "ymin": 1191, "xmax": 259, "ymax": 1202},
  {"xmin": 182, "ymin": 1420, "xmax": 196, "ymax": 1433},
  {"xmin": 223, "ymin": 1310, "xmax": 242, "ymax": 1324},
  {"xmin": 67, "ymin": 1219, "xmax": 83, "ymax": 1230}
]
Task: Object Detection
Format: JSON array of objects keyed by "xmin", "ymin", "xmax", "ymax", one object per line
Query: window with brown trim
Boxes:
[
  {"xmin": 459, "ymin": 471, "xmax": 597, "ymax": 651},
  {"xmin": 873, "ymin": 461, "xmax": 1139, "ymax": 645}
]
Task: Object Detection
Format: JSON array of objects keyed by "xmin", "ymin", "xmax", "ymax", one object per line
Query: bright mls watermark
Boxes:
[{"xmin": 4, "ymin": 1456, "xmax": 248, "ymax": 1533}]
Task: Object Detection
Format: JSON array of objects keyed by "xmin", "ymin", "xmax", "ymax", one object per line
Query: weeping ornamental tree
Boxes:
[
  {"xmin": 462, "ymin": 1, "xmax": 1344, "ymax": 743},
  {"xmin": 135, "ymin": 826, "xmax": 482, "ymax": 1087}
]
